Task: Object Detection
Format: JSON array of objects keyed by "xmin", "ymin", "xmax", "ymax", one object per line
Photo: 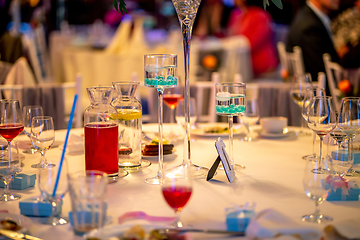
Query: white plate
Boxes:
[
  {"xmin": 142, "ymin": 153, "xmax": 177, "ymax": 161},
  {"xmin": 84, "ymin": 224, "xmax": 189, "ymax": 240},
  {"xmin": 0, "ymin": 213, "xmax": 32, "ymax": 237},
  {"xmin": 257, "ymin": 129, "xmax": 295, "ymax": 139},
  {"xmin": 191, "ymin": 123, "xmax": 244, "ymax": 137}
]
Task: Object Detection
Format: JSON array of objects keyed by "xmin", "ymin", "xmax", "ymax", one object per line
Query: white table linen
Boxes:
[{"xmin": 2, "ymin": 124, "xmax": 360, "ymax": 240}]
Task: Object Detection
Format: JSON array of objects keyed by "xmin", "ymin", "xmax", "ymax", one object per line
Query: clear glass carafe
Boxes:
[
  {"xmin": 84, "ymin": 87, "xmax": 119, "ymax": 182},
  {"xmin": 111, "ymin": 81, "xmax": 142, "ymax": 169}
]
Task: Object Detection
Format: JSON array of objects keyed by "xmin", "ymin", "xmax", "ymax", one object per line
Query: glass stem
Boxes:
[
  {"xmin": 3, "ymin": 177, "xmax": 11, "ymax": 195},
  {"xmin": 40, "ymin": 151, "xmax": 46, "ymax": 166},
  {"xmin": 181, "ymin": 21, "xmax": 193, "ymax": 166},
  {"xmin": 314, "ymin": 199, "xmax": 320, "ymax": 218},
  {"xmin": 174, "ymin": 210, "xmax": 183, "ymax": 228},
  {"xmin": 319, "ymin": 136, "xmax": 324, "ymax": 169},
  {"xmin": 170, "ymin": 108, "xmax": 174, "ymax": 132},
  {"xmin": 312, "ymin": 132, "xmax": 316, "ymax": 157},
  {"xmin": 348, "ymin": 137, "xmax": 354, "ymax": 174},
  {"xmin": 158, "ymin": 89, "xmax": 164, "ymax": 179},
  {"xmin": 8, "ymin": 141, "xmax": 11, "ymax": 161},
  {"xmin": 229, "ymin": 116, "xmax": 234, "ymax": 167}
]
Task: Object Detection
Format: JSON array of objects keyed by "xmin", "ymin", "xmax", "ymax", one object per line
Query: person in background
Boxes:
[
  {"xmin": 286, "ymin": 0, "xmax": 340, "ymax": 94},
  {"xmin": 227, "ymin": 0, "xmax": 279, "ymax": 78}
]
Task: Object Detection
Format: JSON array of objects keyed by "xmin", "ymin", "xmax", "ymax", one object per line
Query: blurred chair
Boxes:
[
  {"xmin": 323, "ymin": 53, "xmax": 343, "ymax": 112},
  {"xmin": 277, "ymin": 42, "xmax": 305, "ymax": 77}
]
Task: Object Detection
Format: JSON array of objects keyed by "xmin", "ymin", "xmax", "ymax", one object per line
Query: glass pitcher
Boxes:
[
  {"xmin": 84, "ymin": 86, "xmax": 119, "ymax": 181},
  {"xmin": 111, "ymin": 81, "xmax": 142, "ymax": 169}
]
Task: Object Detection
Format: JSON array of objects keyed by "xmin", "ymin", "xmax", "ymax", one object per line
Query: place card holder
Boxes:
[{"xmin": 207, "ymin": 138, "xmax": 235, "ymax": 183}]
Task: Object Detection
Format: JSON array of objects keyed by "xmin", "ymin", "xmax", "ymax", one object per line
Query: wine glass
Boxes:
[
  {"xmin": 338, "ymin": 97, "xmax": 360, "ymax": 177},
  {"xmin": 30, "ymin": 116, "xmax": 55, "ymax": 168},
  {"xmin": 0, "ymin": 141, "xmax": 22, "ymax": 201},
  {"xmin": 144, "ymin": 54, "xmax": 177, "ymax": 185},
  {"xmin": 164, "ymin": 87, "xmax": 183, "ymax": 141},
  {"xmin": 162, "ymin": 163, "xmax": 192, "ymax": 228},
  {"xmin": 38, "ymin": 157, "xmax": 69, "ymax": 225},
  {"xmin": 307, "ymin": 96, "xmax": 336, "ymax": 174},
  {"xmin": 22, "ymin": 105, "xmax": 43, "ymax": 154},
  {"xmin": 0, "ymin": 100, "xmax": 24, "ymax": 168},
  {"xmin": 301, "ymin": 87, "xmax": 325, "ymax": 160},
  {"xmin": 240, "ymin": 98, "xmax": 259, "ymax": 142},
  {"xmin": 302, "ymin": 157, "xmax": 334, "ymax": 223},
  {"xmin": 328, "ymin": 134, "xmax": 352, "ymax": 177},
  {"xmin": 176, "ymin": 98, "xmax": 197, "ymax": 130},
  {"xmin": 216, "ymin": 82, "xmax": 246, "ymax": 170},
  {"xmin": 171, "ymin": 0, "xmax": 209, "ymax": 178},
  {"xmin": 290, "ymin": 73, "xmax": 313, "ymax": 136}
]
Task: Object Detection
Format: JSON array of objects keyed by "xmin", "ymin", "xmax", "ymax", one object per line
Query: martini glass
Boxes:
[
  {"xmin": 144, "ymin": 54, "xmax": 178, "ymax": 185},
  {"xmin": 170, "ymin": 0, "xmax": 209, "ymax": 178},
  {"xmin": 216, "ymin": 83, "xmax": 246, "ymax": 171}
]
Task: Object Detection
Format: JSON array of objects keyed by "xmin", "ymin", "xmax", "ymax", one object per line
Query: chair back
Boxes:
[{"xmin": 277, "ymin": 42, "xmax": 305, "ymax": 77}]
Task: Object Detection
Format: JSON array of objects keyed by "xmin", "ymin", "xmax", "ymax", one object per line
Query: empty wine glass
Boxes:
[
  {"xmin": 22, "ymin": 105, "xmax": 43, "ymax": 154},
  {"xmin": 301, "ymin": 87, "xmax": 325, "ymax": 160},
  {"xmin": 338, "ymin": 97, "xmax": 360, "ymax": 177},
  {"xmin": 290, "ymin": 73, "xmax": 313, "ymax": 136},
  {"xmin": 307, "ymin": 96, "xmax": 336, "ymax": 174},
  {"xmin": 38, "ymin": 157, "xmax": 69, "ymax": 225},
  {"xmin": 30, "ymin": 116, "xmax": 55, "ymax": 168},
  {"xmin": 240, "ymin": 98, "xmax": 259, "ymax": 142},
  {"xmin": 0, "ymin": 142, "xmax": 22, "ymax": 201},
  {"xmin": 302, "ymin": 157, "xmax": 334, "ymax": 223},
  {"xmin": 162, "ymin": 163, "xmax": 192, "ymax": 228}
]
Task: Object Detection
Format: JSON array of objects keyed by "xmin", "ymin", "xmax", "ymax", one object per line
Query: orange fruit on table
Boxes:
[
  {"xmin": 202, "ymin": 54, "xmax": 218, "ymax": 70},
  {"xmin": 338, "ymin": 79, "xmax": 352, "ymax": 95}
]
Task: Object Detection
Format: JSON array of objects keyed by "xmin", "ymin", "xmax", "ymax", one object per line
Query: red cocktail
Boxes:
[
  {"xmin": 0, "ymin": 123, "xmax": 24, "ymax": 141},
  {"xmin": 162, "ymin": 186, "xmax": 192, "ymax": 212},
  {"xmin": 163, "ymin": 94, "xmax": 183, "ymax": 110}
]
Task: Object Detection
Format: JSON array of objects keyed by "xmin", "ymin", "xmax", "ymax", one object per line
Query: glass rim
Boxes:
[
  {"xmin": 68, "ymin": 170, "xmax": 108, "ymax": 180},
  {"xmin": 313, "ymin": 96, "xmax": 332, "ymax": 100},
  {"xmin": 23, "ymin": 105, "xmax": 43, "ymax": 109},
  {"xmin": 305, "ymin": 87, "xmax": 325, "ymax": 91},
  {"xmin": 144, "ymin": 54, "xmax": 177, "ymax": 58},
  {"xmin": 32, "ymin": 116, "xmax": 53, "ymax": 120},
  {"xmin": 86, "ymin": 86, "xmax": 114, "ymax": 91},
  {"xmin": 341, "ymin": 96, "xmax": 360, "ymax": 100},
  {"xmin": 112, "ymin": 81, "xmax": 140, "ymax": 86},
  {"xmin": 215, "ymin": 82, "xmax": 246, "ymax": 87},
  {"xmin": 0, "ymin": 99, "xmax": 20, "ymax": 103}
]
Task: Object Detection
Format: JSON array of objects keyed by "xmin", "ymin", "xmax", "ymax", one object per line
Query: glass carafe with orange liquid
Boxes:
[
  {"xmin": 111, "ymin": 81, "xmax": 142, "ymax": 169},
  {"xmin": 84, "ymin": 87, "xmax": 119, "ymax": 182}
]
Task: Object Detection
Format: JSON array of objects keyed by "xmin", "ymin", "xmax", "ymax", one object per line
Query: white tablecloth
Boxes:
[{"xmin": 2, "ymin": 124, "xmax": 360, "ymax": 240}]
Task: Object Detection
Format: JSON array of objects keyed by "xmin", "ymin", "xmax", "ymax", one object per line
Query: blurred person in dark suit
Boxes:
[{"xmin": 286, "ymin": 0, "xmax": 340, "ymax": 94}]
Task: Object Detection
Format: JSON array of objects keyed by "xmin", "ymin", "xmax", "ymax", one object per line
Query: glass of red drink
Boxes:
[
  {"xmin": 161, "ymin": 163, "xmax": 192, "ymax": 228},
  {"xmin": 84, "ymin": 87, "xmax": 120, "ymax": 183},
  {"xmin": 163, "ymin": 87, "xmax": 183, "ymax": 141},
  {"xmin": 0, "ymin": 100, "xmax": 24, "ymax": 201}
]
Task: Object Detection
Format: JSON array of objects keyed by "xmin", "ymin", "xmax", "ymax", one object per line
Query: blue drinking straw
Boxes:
[{"xmin": 52, "ymin": 94, "xmax": 78, "ymax": 197}]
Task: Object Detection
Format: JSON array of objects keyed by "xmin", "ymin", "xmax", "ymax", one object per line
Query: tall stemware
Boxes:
[
  {"xmin": 171, "ymin": 0, "xmax": 209, "ymax": 178},
  {"xmin": 0, "ymin": 100, "xmax": 24, "ymax": 167},
  {"xmin": 290, "ymin": 74, "xmax": 313, "ymax": 136},
  {"xmin": 163, "ymin": 87, "xmax": 183, "ymax": 141},
  {"xmin": 30, "ymin": 116, "xmax": 55, "ymax": 168},
  {"xmin": 23, "ymin": 105, "xmax": 43, "ymax": 154},
  {"xmin": 307, "ymin": 96, "xmax": 336, "ymax": 174},
  {"xmin": 144, "ymin": 54, "xmax": 177, "ymax": 185},
  {"xmin": 216, "ymin": 82, "xmax": 246, "ymax": 170},
  {"xmin": 338, "ymin": 97, "xmax": 360, "ymax": 177},
  {"xmin": 301, "ymin": 87, "xmax": 325, "ymax": 160}
]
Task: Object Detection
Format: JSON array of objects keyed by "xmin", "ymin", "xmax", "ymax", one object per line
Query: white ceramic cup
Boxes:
[{"xmin": 260, "ymin": 117, "xmax": 288, "ymax": 133}]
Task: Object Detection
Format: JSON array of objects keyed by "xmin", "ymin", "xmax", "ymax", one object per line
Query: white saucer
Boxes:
[{"xmin": 258, "ymin": 129, "xmax": 294, "ymax": 139}]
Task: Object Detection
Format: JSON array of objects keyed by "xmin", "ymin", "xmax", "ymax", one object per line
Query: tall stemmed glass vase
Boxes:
[
  {"xmin": 144, "ymin": 54, "xmax": 177, "ymax": 185},
  {"xmin": 171, "ymin": 0, "xmax": 208, "ymax": 178},
  {"xmin": 216, "ymin": 83, "xmax": 246, "ymax": 170},
  {"xmin": 307, "ymin": 96, "xmax": 336, "ymax": 174},
  {"xmin": 338, "ymin": 97, "xmax": 360, "ymax": 177}
]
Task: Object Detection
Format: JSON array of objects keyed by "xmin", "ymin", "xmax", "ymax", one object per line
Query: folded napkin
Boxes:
[
  {"xmin": 65, "ymin": 134, "xmax": 84, "ymax": 155},
  {"xmin": 323, "ymin": 218, "xmax": 360, "ymax": 240},
  {"xmin": 245, "ymin": 209, "xmax": 321, "ymax": 240}
]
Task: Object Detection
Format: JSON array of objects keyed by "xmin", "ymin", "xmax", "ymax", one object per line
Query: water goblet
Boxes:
[
  {"xmin": 338, "ymin": 97, "xmax": 360, "ymax": 177},
  {"xmin": 290, "ymin": 73, "xmax": 313, "ymax": 136},
  {"xmin": 164, "ymin": 87, "xmax": 183, "ymax": 141},
  {"xmin": 216, "ymin": 82, "xmax": 246, "ymax": 170},
  {"xmin": 30, "ymin": 116, "xmax": 55, "ymax": 168},
  {"xmin": 162, "ymin": 163, "xmax": 192, "ymax": 228},
  {"xmin": 22, "ymin": 105, "xmax": 43, "ymax": 154},
  {"xmin": 144, "ymin": 54, "xmax": 177, "ymax": 185},
  {"xmin": 301, "ymin": 87, "xmax": 325, "ymax": 160},
  {"xmin": 302, "ymin": 157, "xmax": 334, "ymax": 223},
  {"xmin": 0, "ymin": 142, "xmax": 22, "ymax": 201},
  {"xmin": 240, "ymin": 98, "xmax": 259, "ymax": 142},
  {"xmin": 38, "ymin": 156, "xmax": 69, "ymax": 225},
  {"xmin": 307, "ymin": 96, "xmax": 337, "ymax": 174},
  {"xmin": 0, "ymin": 100, "xmax": 24, "ymax": 167}
]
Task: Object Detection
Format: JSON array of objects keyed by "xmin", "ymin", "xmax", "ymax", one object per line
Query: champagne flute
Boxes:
[
  {"xmin": 176, "ymin": 98, "xmax": 197, "ymax": 130},
  {"xmin": 38, "ymin": 157, "xmax": 69, "ymax": 225},
  {"xmin": 22, "ymin": 105, "xmax": 43, "ymax": 154},
  {"xmin": 162, "ymin": 163, "xmax": 192, "ymax": 228},
  {"xmin": 216, "ymin": 82, "xmax": 246, "ymax": 170},
  {"xmin": 144, "ymin": 54, "xmax": 177, "ymax": 185},
  {"xmin": 338, "ymin": 97, "xmax": 360, "ymax": 177},
  {"xmin": 0, "ymin": 100, "xmax": 24, "ymax": 169},
  {"xmin": 302, "ymin": 157, "xmax": 334, "ymax": 223},
  {"xmin": 290, "ymin": 74, "xmax": 313, "ymax": 136},
  {"xmin": 301, "ymin": 87, "xmax": 325, "ymax": 160},
  {"xmin": 30, "ymin": 116, "xmax": 55, "ymax": 168},
  {"xmin": 171, "ymin": 0, "xmax": 209, "ymax": 178},
  {"xmin": 164, "ymin": 87, "xmax": 183, "ymax": 141},
  {"xmin": 307, "ymin": 96, "xmax": 336, "ymax": 174},
  {"xmin": 0, "ymin": 142, "xmax": 22, "ymax": 201},
  {"xmin": 240, "ymin": 98, "xmax": 259, "ymax": 142}
]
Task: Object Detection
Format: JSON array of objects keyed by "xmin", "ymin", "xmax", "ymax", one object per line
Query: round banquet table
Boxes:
[{"xmin": 1, "ymin": 123, "xmax": 360, "ymax": 240}]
